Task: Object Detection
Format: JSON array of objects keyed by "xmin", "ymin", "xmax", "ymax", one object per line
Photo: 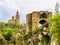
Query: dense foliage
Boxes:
[
  {"xmin": 0, "ymin": 14, "xmax": 60, "ymax": 45},
  {"xmin": 48, "ymin": 14, "xmax": 60, "ymax": 45},
  {"xmin": 2, "ymin": 27, "xmax": 13, "ymax": 41}
]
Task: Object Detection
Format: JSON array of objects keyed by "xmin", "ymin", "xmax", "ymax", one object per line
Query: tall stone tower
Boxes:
[
  {"xmin": 15, "ymin": 11, "xmax": 20, "ymax": 24},
  {"xmin": 26, "ymin": 11, "xmax": 52, "ymax": 32},
  {"xmin": 26, "ymin": 13, "xmax": 32, "ymax": 32}
]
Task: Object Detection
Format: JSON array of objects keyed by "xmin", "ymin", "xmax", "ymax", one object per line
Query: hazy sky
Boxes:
[{"xmin": 0, "ymin": 0, "xmax": 60, "ymax": 23}]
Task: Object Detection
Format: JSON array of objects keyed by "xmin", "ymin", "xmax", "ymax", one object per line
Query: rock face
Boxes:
[{"xmin": 26, "ymin": 11, "xmax": 52, "ymax": 32}]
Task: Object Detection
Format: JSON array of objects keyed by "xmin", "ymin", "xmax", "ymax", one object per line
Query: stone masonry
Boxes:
[{"xmin": 26, "ymin": 11, "xmax": 52, "ymax": 32}]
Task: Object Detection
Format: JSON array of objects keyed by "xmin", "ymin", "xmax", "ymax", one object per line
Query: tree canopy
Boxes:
[
  {"xmin": 2, "ymin": 27, "xmax": 13, "ymax": 41},
  {"xmin": 48, "ymin": 14, "xmax": 60, "ymax": 45}
]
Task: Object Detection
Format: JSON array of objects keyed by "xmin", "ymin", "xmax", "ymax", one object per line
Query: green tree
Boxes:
[
  {"xmin": 48, "ymin": 14, "xmax": 60, "ymax": 45},
  {"xmin": 2, "ymin": 27, "xmax": 13, "ymax": 41}
]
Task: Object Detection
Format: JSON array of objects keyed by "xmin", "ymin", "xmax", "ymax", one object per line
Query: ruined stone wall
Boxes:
[
  {"xmin": 26, "ymin": 11, "xmax": 52, "ymax": 32},
  {"xmin": 32, "ymin": 11, "xmax": 40, "ymax": 30},
  {"xmin": 26, "ymin": 13, "xmax": 32, "ymax": 32}
]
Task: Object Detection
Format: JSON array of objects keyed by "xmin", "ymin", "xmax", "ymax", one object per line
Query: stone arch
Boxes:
[{"xmin": 39, "ymin": 20, "xmax": 47, "ymax": 25}]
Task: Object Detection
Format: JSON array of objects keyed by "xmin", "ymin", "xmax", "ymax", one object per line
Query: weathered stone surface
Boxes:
[{"xmin": 26, "ymin": 11, "xmax": 52, "ymax": 32}]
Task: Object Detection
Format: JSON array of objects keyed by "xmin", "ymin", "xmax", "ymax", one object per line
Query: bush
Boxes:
[
  {"xmin": 2, "ymin": 27, "xmax": 13, "ymax": 41},
  {"xmin": 48, "ymin": 14, "xmax": 60, "ymax": 45}
]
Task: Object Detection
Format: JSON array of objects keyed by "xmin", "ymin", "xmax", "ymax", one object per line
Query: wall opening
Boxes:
[
  {"xmin": 40, "ymin": 13, "xmax": 47, "ymax": 18},
  {"xmin": 39, "ymin": 20, "xmax": 46, "ymax": 24}
]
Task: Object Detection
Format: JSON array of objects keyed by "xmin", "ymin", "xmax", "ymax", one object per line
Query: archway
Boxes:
[{"xmin": 39, "ymin": 20, "xmax": 46, "ymax": 25}]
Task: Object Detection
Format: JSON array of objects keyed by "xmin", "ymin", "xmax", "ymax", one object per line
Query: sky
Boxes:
[{"xmin": 0, "ymin": 0, "xmax": 60, "ymax": 23}]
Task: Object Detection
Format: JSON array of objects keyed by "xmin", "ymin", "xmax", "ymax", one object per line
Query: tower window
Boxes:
[
  {"xmin": 40, "ymin": 13, "xmax": 47, "ymax": 18},
  {"xmin": 39, "ymin": 20, "xmax": 46, "ymax": 24}
]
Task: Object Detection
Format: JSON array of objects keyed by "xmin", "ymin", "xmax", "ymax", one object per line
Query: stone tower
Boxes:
[
  {"xmin": 8, "ymin": 11, "xmax": 20, "ymax": 24},
  {"xmin": 26, "ymin": 11, "xmax": 52, "ymax": 32},
  {"xmin": 15, "ymin": 11, "xmax": 20, "ymax": 24},
  {"xmin": 26, "ymin": 13, "xmax": 32, "ymax": 32}
]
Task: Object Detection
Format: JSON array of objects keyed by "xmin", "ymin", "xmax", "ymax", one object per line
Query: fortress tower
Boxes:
[
  {"xmin": 26, "ymin": 11, "xmax": 52, "ymax": 32},
  {"xmin": 26, "ymin": 13, "xmax": 32, "ymax": 32},
  {"xmin": 15, "ymin": 11, "xmax": 20, "ymax": 24}
]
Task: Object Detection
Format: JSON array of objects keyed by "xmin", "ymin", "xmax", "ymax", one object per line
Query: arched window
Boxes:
[
  {"xmin": 39, "ymin": 20, "xmax": 46, "ymax": 24},
  {"xmin": 40, "ymin": 13, "xmax": 47, "ymax": 18}
]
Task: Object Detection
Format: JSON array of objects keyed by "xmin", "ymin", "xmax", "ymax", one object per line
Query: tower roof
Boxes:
[
  {"xmin": 16, "ymin": 11, "xmax": 19, "ymax": 16},
  {"xmin": 17, "ymin": 11, "xmax": 18, "ymax": 14}
]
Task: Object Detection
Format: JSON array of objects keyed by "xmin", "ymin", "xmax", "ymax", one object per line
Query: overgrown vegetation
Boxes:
[
  {"xmin": 48, "ymin": 14, "xmax": 60, "ymax": 45},
  {"xmin": 0, "ymin": 14, "xmax": 60, "ymax": 45}
]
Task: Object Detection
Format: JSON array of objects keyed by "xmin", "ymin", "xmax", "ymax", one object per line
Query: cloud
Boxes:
[
  {"xmin": 0, "ymin": 0, "xmax": 60, "ymax": 23},
  {"xmin": 0, "ymin": 0, "xmax": 58, "ymax": 13}
]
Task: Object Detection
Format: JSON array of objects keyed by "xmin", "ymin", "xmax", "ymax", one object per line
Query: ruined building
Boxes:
[
  {"xmin": 26, "ymin": 11, "xmax": 52, "ymax": 32},
  {"xmin": 26, "ymin": 11, "xmax": 52, "ymax": 45},
  {"xmin": 8, "ymin": 11, "xmax": 20, "ymax": 24}
]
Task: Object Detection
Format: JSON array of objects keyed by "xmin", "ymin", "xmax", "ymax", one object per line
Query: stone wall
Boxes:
[
  {"xmin": 26, "ymin": 13, "xmax": 32, "ymax": 32},
  {"xmin": 26, "ymin": 11, "xmax": 52, "ymax": 32}
]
